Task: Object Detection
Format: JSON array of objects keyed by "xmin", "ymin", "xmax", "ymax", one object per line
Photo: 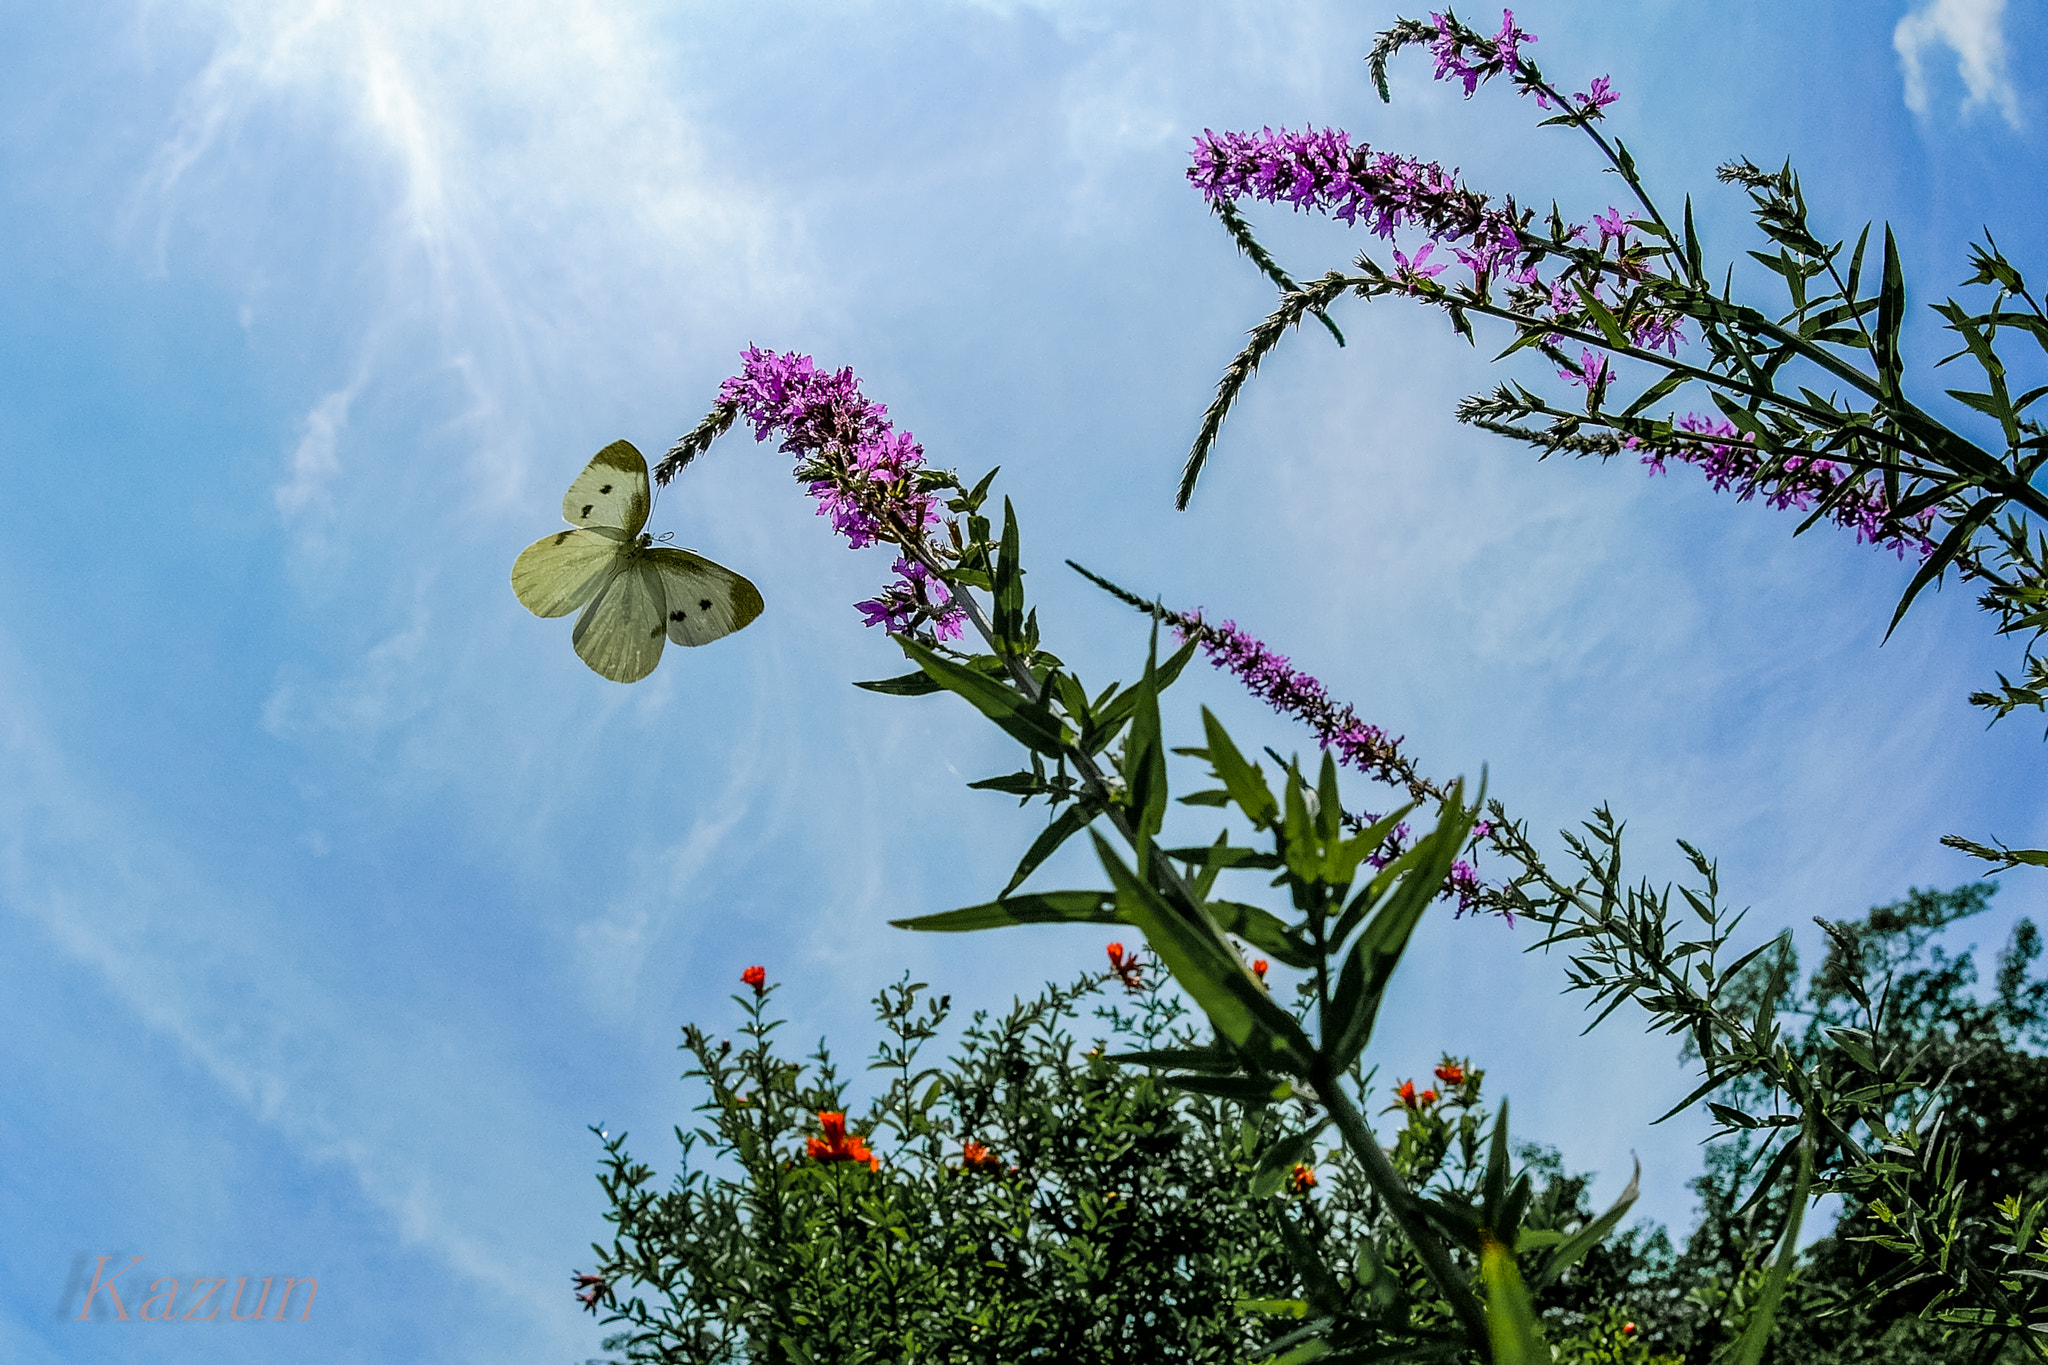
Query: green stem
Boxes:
[{"xmin": 1318, "ymin": 1067, "xmax": 1493, "ymax": 1351}]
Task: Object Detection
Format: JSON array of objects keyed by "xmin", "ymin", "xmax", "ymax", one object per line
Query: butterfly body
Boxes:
[{"xmin": 512, "ymin": 440, "xmax": 763, "ymax": 682}]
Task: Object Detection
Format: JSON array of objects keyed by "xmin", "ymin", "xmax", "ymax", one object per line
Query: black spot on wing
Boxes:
[
  {"xmin": 670, "ymin": 609, "xmax": 687, "ymax": 621},
  {"xmin": 581, "ymin": 503, "xmax": 594, "ymax": 517},
  {"xmin": 598, "ymin": 483, "xmax": 613, "ymax": 494},
  {"xmin": 698, "ymin": 599, "xmax": 712, "ymax": 610},
  {"xmin": 649, "ymin": 623, "xmax": 663, "ymax": 638}
]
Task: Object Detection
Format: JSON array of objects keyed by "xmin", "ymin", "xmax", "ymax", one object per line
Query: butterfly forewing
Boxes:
[
  {"xmin": 571, "ymin": 559, "xmax": 668, "ymax": 683},
  {"xmin": 512, "ymin": 526, "xmax": 630, "ymax": 617},
  {"xmin": 562, "ymin": 439, "xmax": 651, "ymax": 536},
  {"xmin": 646, "ymin": 547, "xmax": 766, "ymax": 647}
]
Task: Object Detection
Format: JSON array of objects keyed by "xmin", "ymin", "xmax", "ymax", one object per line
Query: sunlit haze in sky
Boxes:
[{"xmin": 2, "ymin": 3, "xmax": 2042, "ymax": 1361}]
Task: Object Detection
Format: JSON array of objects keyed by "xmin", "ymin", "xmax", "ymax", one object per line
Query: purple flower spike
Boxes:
[
  {"xmin": 1188, "ymin": 126, "xmax": 1521, "ymax": 257},
  {"xmin": 1633, "ymin": 413, "xmax": 1937, "ymax": 557},
  {"xmin": 721, "ymin": 348, "xmax": 966, "ymax": 638}
]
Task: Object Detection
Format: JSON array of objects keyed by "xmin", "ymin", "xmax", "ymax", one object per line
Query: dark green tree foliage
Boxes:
[
  {"xmin": 1632, "ymin": 886, "xmax": 2048, "ymax": 1365},
  {"xmin": 580, "ymin": 970, "xmax": 1666, "ymax": 1364}
]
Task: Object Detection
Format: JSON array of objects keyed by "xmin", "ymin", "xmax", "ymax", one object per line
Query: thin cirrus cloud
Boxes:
[
  {"xmin": 1895, "ymin": 0, "xmax": 2022, "ymax": 126},
  {"xmin": 137, "ymin": 0, "xmax": 794, "ymax": 534}
]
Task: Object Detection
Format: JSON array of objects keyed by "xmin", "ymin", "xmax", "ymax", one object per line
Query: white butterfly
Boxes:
[{"xmin": 512, "ymin": 440, "xmax": 763, "ymax": 683}]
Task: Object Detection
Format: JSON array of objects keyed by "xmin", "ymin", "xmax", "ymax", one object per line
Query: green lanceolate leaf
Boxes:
[
  {"xmin": 1087, "ymin": 638, "xmax": 1198, "ymax": 752},
  {"xmin": 1092, "ymin": 832, "xmax": 1316, "ymax": 1076},
  {"xmin": 1208, "ymin": 900, "xmax": 1318, "ymax": 969},
  {"xmin": 891, "ymin": 890, "xmax": 1117, "ymax": 932},
  {"xmin": 1002, "ymin": 800, "xmax": 1098, "ymax": 896},
  {"xmin": 1727, "ymin": 1135, "xmax": 1814, "ymax": 1365},
  {"xmin": 899, "ymin": 635, "xmax": 1067, "ymax": 757},
  {"xmin": 1201, "ymin": 708, "xmax": 1280, "ymax": 827},
  {"xmin": 1875, "ymin": 225, "xmax": 1905, "ymax": 397},
  {"xmin": 1126, "ymin": 626, "xmax": 1170, "ymax": 875},
  {"xmin": 853, "ymin": 670, "xmax": 944, "ymax": 696},
  {"xmin": 1109, "ymin": 1043, "xmax": 1242, "ymax": 1073},
  {"xmin": 1534, "ymin": 1158, "xmax": 1641, "ymax": 1288},
  {"xmin": 993, "ymin": 497, "xmax": 1026, "ymax": 650},
  {"xmin": 1325, "ymin": 786, "xmax": 1476, "ymax": 1072},
  {"xmin": 1162, "ymin": 1072, "xmax": 1297, "ymax": 1104},
  {"xmin": 1480, "ymin": 1236, "xmax": 1547, "ymax": 1365}
]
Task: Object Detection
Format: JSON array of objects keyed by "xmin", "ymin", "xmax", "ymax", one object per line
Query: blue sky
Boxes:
[{"xmin": 1, "ymin": 1, "xmax": 2042, "ymax": 1360}]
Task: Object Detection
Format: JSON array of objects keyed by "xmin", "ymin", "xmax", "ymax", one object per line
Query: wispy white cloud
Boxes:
[{"xmin": 1895, "ymin": 0, "xmax": 2021, "ymax": 127}]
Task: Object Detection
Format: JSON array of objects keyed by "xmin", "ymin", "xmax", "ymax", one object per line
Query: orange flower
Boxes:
[
  {"xmin": 1105, "ymin": 942, "xmax": 1143, "ymax": 992},
  {"xmin": 1287, "ymin": 1162, "xmax": 1317, "ymax": 1195},
  {"xmin": 1419, "ymin": 1088, "xmax": 1439, "ymax": 1106},
  {"xmin": 741, "ymin": 965, "xmax": 767, "ymax": 996},
  {"xmin": 1621, "ymin": 1322, "xmax": 1637, "ymax": 1337},
  {"xmin": 807, "ymin": 1111, "xmax": 879, "ymax": 1169},
  {"xmin": 1396, "ymin": 1079, "xmax": 1420, "ymax": 1108},
  {"xmin": 960, "ymin": 1140, "xmax": 1001, "ymax": 1173},
  {"xmin": 1434, "ymin": 1062, "xmax": 1464, "ymax": 1086},
  {"xmin": 1251, "ymin": 958, "xmax": 1270, "ymax": 983}
]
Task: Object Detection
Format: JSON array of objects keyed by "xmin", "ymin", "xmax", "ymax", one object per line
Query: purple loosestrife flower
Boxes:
[
  {"xmin": 1559, "ymin": 347, "xmax": 1611, "ymax": 391},
  {"xmin": 1427, "ymin": 10, "xmax": 1533, "ymax": 97},
  {"xmin": 1171, "ymin": 613, "xmax": 1412, "ymax": 790},
  {"xmin": 1574, "ymin": 76, "xmax": 1618, "ymax": 112},
  {"xmin": 720, "ymin": 348, "xmax": 967, "ymax": 637},
  {"xmin": 1392, "ymin": 241, "xmax": 1448, "ymax": 290},
  {"xmin": 1592, "ymin": 206, "xmax": 1629, "ymax": 242},
  {"xmin": 1633, "ymin": 416, "xmax": 1936, "ymax": 557},
  {"xmin": 1188, "ymin": 127, "xmax": 1523, "ymax": 257}
]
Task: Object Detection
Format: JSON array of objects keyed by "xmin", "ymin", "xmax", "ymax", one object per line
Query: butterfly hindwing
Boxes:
[
  {"xmin": 571, "ymin": 556, "xmax": 668, "ymax": 684},
  {"xmin": 511, "ymin": 526, "xmax": 630, "ymax": 617},
  {"xmin": 562, "ymin": 439, "xmax": 651, "ymax": 536},
  {"xmin": 646, "ymin": 547, "xmax": 766, "ymax": 647}
]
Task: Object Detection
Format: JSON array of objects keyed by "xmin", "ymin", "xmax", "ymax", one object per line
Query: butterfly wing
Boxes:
[
  {"xmin": 645, "ymin": 546, "xmax": 765, "ymax": 647},
  {"xmin": 563, "ymin": 439, "xmax": 651, "ymax": 537},
  {"xmin": 511, "ymin": 526, "xmax": 629, "ymax": 617},
  {"xmin": 571, "ymin": 556, "xmax": 667, "ymax": 683}
]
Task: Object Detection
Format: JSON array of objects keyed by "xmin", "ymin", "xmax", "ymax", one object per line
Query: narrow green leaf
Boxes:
[
  {"xmin": 891, "ymin": 889, "xmax": 1116, "ymax": 932},
  {"xmin": 1094, "ymin": 832, "xmax": 1316, "ymax": 1075},
  {"xmin": 1002, "ymin": 801, "xmax": 1097, "ymax": 897},
  {"xmin": 993, "ymin": 497, "xmax": 1025, "ymax": 648},
  {"xmin": 853, "ymin": 671, "xmax": 943, "ymax": 696},
  {"xmin": 1202, "ymin": 708, "xmax": 1280, "ymax": 827},
  {"xmin": 1209, "ymin": 900, "xmax": 1318, "ymax": 969},
  {"xmin": 1574, "ymin": 283, "xmax": 1630, "ymax": 351},
  {"xmin": 899, "ymin": 635, "xmax": 1067, "ymax": 757},
  {"xmin": 1480, "ymin": 1237, "xmax": 1548, "ymax": 1365},
  {"xmin": 1535, "ymin": 1159, "xmax": 1640, "ymax": 1288},
  {"xmin": 1325, "ymin": 787, "xmax": 1475, "ymax": 1071},
  {"xmin": 1727, "ymin": 1137, "xmax": 1814, "ymax": 1365},
  {"xmin": 1126, "ymin": 625, "xmax": 1169, "ymax": 875},
  {"xmin": 1109, "ymin": 1044, "xmax": 1241, "ymax": 1073}
]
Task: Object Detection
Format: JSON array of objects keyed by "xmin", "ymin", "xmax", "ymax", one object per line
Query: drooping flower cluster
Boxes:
[
  {"xmin": 807, "ymin": 1111, "xmax": 880, "ymax": 1169},
  {"xmin": 1171, "ymin": 613, "xmax": 1411, "ymax": 789},
  {"xmin": 1632, "ymin": 415, "xmax": 1937, "ymax": 558},
  {"xmin": 719, "ymin": 348, "xmax": 966, "ymax": 638},
  {"xmin": 572, "ymin": 1272, "xmax": 608, "ymax": 1313},
  {"xmin": 1188, "ymin": 126, "xmax": 1528, "ymax": 276}
]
